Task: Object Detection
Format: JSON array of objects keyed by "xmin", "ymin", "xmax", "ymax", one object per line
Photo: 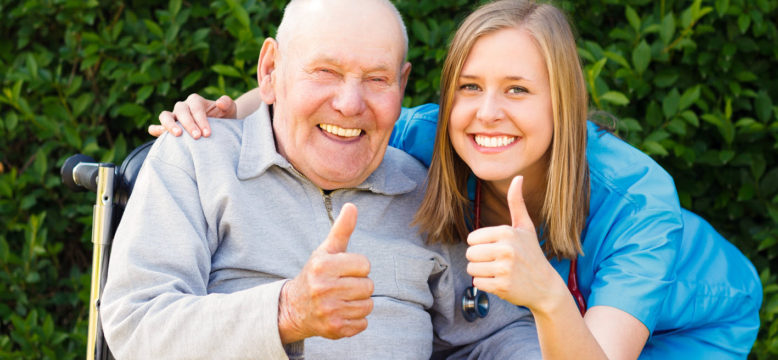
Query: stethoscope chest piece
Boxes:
[{"xmin": 461, "ymin": 286, "xmax": 489, "ymax": 322}]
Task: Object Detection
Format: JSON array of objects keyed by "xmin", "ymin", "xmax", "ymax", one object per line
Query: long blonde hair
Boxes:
[{"xmin": 415, "ymin": 0, "xmax": 589, "ymax": 259}]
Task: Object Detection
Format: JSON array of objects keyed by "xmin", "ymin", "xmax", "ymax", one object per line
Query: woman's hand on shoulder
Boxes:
[
  {"xmin": 150, "ymin": 94, "xmax": 237, "ymax": 139},
  {"xmin": 465, "ymin": 176, "xmax": 568, "ymax": 309}
]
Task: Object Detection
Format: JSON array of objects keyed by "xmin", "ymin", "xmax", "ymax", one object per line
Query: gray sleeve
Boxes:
[{"xmin": 100, "ymin": 147, "xmax": 289, "ymax": 359}]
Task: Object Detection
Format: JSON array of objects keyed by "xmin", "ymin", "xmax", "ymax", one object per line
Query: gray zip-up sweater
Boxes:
[{"xmin": 101, "ymin": 103, "xmax": 450, "ymax": 359}]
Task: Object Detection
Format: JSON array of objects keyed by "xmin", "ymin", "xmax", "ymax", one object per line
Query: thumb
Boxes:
[
  {"xmin": 215, "ymin": 95, "xmax": 237, "ymax": 118},
  {"xmin": 507, "ymin": 176, "xmax": 534, "ymax": 230},
  {"xmin": 319, "ymin": 203, "xmax": 358, "ymax": 254}
]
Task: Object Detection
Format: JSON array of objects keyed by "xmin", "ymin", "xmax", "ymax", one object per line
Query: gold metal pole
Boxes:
[{"xmin": 86, "ymin": 165, "xmax": 114, "ymax": 360}]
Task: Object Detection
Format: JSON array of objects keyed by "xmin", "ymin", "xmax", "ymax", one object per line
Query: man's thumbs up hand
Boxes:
[
  {"xmin": 278, "ymin": 203, "xmax": 375, "ymax": 344},
  {"xmin": 319, "ymin": 203, "xmax": 358, "ymax": 254}
]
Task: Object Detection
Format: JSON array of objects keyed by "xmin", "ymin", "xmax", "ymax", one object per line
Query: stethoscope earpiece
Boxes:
[{"xmin": 461, "ymin": 285, "xmax": 489, "ymax": 322}]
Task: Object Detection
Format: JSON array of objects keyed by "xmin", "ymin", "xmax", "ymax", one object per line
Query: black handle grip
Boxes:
[{"xmin": 61, "ymin": 154, "xmax": 98, "ymax": 192}]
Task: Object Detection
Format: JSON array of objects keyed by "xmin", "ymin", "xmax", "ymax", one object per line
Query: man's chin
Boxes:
[{"xmin": 305, "ymin": 164, "xmax": 373, "ymax": 190}]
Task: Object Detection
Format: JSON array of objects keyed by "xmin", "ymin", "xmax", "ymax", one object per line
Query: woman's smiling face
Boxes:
[{"xmin": 448, "ymin": 27, "xmax": 554, "ymax": 190}]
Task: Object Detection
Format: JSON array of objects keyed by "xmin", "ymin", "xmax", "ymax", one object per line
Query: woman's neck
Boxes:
[{"xmin": 479, "ymin": 174, "xmax": 546, "ymax": 228}]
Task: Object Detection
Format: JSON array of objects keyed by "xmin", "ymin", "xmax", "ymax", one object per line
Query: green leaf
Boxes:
[
  {"xmin": 117, "ymin": 103, "xmax": 147, "ymax": 117},
  {"xmin": 412, "ymin": 19, "xmax": 430, "ymax": 45},
  {"xmin": 654, "ymin": 72, "xmax": 678, "ymax": 88},
  {"xmin": 603, "ymin": 51, "xmax": 630, "ymax": 69},
  {"xmin": 182, "ymin": 71, "xmax": 203, "ymax": 90},
  {"xmin": 63, "ymin": 125, "xmax": 82, "ymax": 149},
  {"xmin": 755, "ymin": 91, "xmax": 773, "ymax": 122},
  {"xmin": 625, "ymin": 6, "xmax": 641, "ymax": 32},
  {"xmin": 738, "ymin": 13, "xmax": 751, "ymax": 34},
  {"xmin": 226, "ymin": 0, "xmax": 251, "ymax": 29},
  {"xmin": 618, "ymin": 118, "xmax": 643, "ymax": 132},
  {"xmin": 588, "ymin": 58, "xmax": 608, "ymax": 82},
  {"xmin": 660, "ymin": 13, "xmax": 675, "ymax": 45},
  {"xmin": 601, "ymin": 91, "xmax": 630, "ymax": 105},
  {"xmin": 761, "ymin": 168, "xmax": 778, "ymax": 196},
  {"xmin": 144, "ymin": 20, "xmax": 164, "ymax": 39},
  {"xmin": 136, "ymin": 85, "xmax": 154, "ymax": 103},
  {"xmin": 719, "ymin": 119, "xmax": 735, "ymax": 144},
  {"xmin": 26, "ymin": 53, "xmax": 38, "ymax": 79},
  {"xmin": 6, "ymin": 112, "xmax": 18, "ymax": 131},
  {"xmin": 663, "ymin": 88, "xmax": 681, "ymax": 118},
  {"xmin": 667, "ymin": 118, "xmax": 687, "ymax": 135},
  {"xmin": 715, "ymin": 0, "xmax": 729, "ymax": 17},
  {"xmin": 642, "ymin": 140, "xmax": 669, "ymax": 156},
  {"xmin": 71, "ymin": 93, "xmax": 93, "ymax": 118},
  {"xmin": 33, "ymin": 149, "xmax": 48, "ymax": 180},
  {"xmin": 680, "ymin": 110, "xmax": 699, "ymax": 127},
  {"xmin": 169, "ymin": 0, "xmax": 182, "ymax": 16},
  {"xmin": 679, "ymin": 85, "xmax": 700, "ymax": 111},
  {"xmin": 632, "ymin": 40, "xmax": 651, "ymax": 74},
  {"xmin": 719, "ymin": 150, "xmax": 735, "ymax": 164},
  {"xmin": 211, "ymin": 64, "xmax": 241, "ymax": 78},
  {"xmin": 751, "ymin": 153, "xmax": 766, "ymax": 181}
]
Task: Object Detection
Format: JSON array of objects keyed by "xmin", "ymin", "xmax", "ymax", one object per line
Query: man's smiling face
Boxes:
[{"xmin": 267, "ymin": 0, "xmax": 410, "ymax": 190}]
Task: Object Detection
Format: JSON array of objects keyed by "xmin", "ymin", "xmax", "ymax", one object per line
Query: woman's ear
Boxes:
[{"xmin": 257, "ymin": 38, "xmax": 279, "ymax": 104}]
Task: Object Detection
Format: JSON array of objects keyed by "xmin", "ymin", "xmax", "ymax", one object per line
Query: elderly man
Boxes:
[{"xmin": 101, "ymin": 0, "xmax": 450, "ymax": 358}]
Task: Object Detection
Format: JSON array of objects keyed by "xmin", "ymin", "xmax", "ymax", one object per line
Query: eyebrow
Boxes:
[
  {"xmin": 459, "ymin": 74, "xmax": 528, "ymax": 81},
  {"xmin": 315, "ymin": 56, "xmax": 393, "ymax": 74}
]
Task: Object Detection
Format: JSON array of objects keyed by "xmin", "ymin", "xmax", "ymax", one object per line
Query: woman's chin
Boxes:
[{"xmin": 470, "ymin": 167, "xmax": 517, "ymax": 184}]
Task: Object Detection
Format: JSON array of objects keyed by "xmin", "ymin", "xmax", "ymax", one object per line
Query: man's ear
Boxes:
[
  {"xmin": 257, "ymin": 38, "xmax": 279, "ymax": 104},
  {"xmin": 399, "ymin": 62, "xmax": 412, "ymax": 94}
]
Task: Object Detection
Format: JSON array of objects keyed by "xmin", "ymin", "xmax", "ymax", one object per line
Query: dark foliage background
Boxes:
[{"xmin": 0, "ymin": 0, "xmax": 776, "ymax": 358}]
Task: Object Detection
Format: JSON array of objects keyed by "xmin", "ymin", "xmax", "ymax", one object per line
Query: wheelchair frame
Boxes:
[{"xmin": 61, "ymin": 141, "xmax": 154, "ymax": 360}]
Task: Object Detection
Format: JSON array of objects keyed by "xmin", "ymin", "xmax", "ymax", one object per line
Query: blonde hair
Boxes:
[{"xmin": 415, "ymin": 0, "xmax": 589, "ymax": 259}]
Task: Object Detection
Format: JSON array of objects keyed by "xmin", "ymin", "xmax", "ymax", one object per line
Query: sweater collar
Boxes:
[{"xmin": 237, "ymin": 103, "xmax": 418, "ymax": 196}]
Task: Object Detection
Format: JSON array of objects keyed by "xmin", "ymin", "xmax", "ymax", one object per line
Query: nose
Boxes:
[
  {"xmin": 332, "ymin": 78, "xmax": 366, "ymax": 117},
  {"xmin": 475, "ymin": 92, "xmax": 504, "ymax": 124}
]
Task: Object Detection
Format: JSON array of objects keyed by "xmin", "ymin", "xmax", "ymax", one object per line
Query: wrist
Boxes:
[
  {"xmin": 530, "ymin": 273, "xmax": 574, "ymax": 319},
  {"xmin": 278, "ymin": 280, "xmax": 306, "ymax": 344}
]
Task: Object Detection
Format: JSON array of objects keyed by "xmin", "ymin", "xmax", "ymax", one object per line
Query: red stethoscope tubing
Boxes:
[{"xmin": 473, "ymin": 180, "xmax": 587, "ymax": 316}]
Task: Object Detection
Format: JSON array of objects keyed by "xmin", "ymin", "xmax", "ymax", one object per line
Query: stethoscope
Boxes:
[{"xmin": 461, "ymin": 180, "xmax": 588, "ymax": 322}]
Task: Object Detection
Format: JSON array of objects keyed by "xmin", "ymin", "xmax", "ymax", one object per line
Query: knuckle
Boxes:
[
  {"xmin": 308, "ymin": 279, "xmax": 329, "ymax": 296},
  {"xmin": 309, "ymin": 256, "xmax": 329, "ymax": 274},
  {"xmin": 324, "ymin": 318, "xmax": 344, "ymax": 335},
  {"xmin": 351, "ymin": 319, "xmax": 368, "ymax": 334},
  {"xmin": 365, "ymin": 279, "xmax": 375, "ymax": 295},
  {"xmin": 497, "ymin": 226, "xmax": 515, "ymax": 237}
]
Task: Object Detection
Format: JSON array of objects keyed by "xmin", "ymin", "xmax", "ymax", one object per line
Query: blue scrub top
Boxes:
[{"xmin": 390, "ymin": 104, "xmax": 762, "ymax": 359}]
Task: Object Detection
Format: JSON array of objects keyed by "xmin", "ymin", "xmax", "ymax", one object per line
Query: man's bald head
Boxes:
[
  {"xmin": 255, "ymin": 0, "xmax": 412, "ymax": 190},
  {"xmin": 275, "ymin": 0, "xmax": 408, "ymax": 62}
]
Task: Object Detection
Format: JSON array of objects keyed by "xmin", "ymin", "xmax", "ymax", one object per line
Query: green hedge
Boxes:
[{"xmin": 0, "ymin": 0, "xmax": 776, "ymax": 358}]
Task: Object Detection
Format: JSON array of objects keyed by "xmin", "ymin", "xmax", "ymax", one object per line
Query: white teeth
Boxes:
[
  {"xmin": 474, "ymin": 135, "xmax": 516, "ymax": 148},
  {"xmin": 319, "ymin": 123, "xmax": 361, "ymax": 138}
]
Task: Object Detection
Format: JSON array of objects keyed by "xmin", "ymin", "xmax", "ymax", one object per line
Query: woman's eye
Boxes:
[
  {"xmin": 508, "ymin": 86, "xmax": 528, "ymax": 94},
  {"xmin": 459, "ymin": 84, "xmax": 480, "ymax": 91}
]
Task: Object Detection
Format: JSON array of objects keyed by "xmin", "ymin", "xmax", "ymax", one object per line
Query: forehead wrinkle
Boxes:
[{"xmin": 311, "ymin": 54, "xmax": 395, "ymax": 74}]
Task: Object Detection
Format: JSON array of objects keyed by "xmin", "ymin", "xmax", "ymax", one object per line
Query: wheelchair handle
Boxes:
[{"xmin": 61, "ymin": 154, "xmax": 111, "ymax": 193}]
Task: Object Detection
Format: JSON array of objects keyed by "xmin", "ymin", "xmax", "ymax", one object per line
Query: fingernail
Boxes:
[
  {"xmin": 203, "ymin": 128, "xmax": 210, "ymax": 137},
  {"xmin": 174, "ymin": 129, "xmax": 182, "ymax": 136}
]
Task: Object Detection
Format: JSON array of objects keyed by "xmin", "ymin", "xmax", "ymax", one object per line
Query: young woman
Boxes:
[{"xmin": 153, "ymin": 1, "xmax": 762, "ymax": 358}]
